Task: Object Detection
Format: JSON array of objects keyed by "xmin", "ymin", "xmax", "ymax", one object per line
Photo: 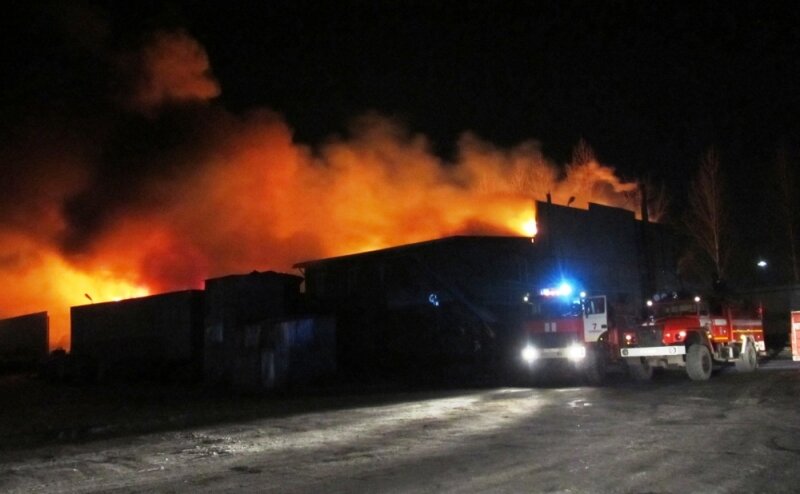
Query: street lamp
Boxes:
[{"xmin": 756, "ymin": 259, "xmax": 769, "ymax": 287}]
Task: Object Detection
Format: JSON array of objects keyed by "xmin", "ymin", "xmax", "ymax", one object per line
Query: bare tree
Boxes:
[
  {"xmin": 570, "ymin": 138, "xmax": 596, "ymax": 167},
  {"xmin": 685, "ymin": 148, "xmax": 729, "ymax": 288},
  {"xmin": 776, "ymin": 150, "xmax": 800, "ymax": 283}
]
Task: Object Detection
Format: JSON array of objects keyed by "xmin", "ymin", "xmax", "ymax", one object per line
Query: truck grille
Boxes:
[
  {"xmin": 529, "ymin": 332, "xmax": 577, "ymax": 349},
  {"xmin": 636, "ymin": 326, "xmax": 663, "ymax": 346}
]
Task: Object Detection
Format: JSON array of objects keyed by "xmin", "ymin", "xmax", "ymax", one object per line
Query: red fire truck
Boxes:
[
  {"xmin": 619, "ymin": 295, "xmax": 766, "ymax": 381},
  {"xmin": 519, "ymin": 283, "xmax": 624, "ymax": 384}
]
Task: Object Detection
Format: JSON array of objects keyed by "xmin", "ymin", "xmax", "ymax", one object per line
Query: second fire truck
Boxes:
[{"xmin": 619, "ymin": 295, "xmax": 766, "ymax": 381}]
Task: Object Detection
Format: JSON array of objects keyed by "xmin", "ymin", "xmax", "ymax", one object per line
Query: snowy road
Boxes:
[{"xmin": 2, "ymin": 366, "xmax": 800, "ymax": 493}]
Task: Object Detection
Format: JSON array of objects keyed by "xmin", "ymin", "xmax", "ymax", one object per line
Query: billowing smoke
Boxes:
[
  {"xmin": 0, "ymin": 22, "xmax": 638, "ymax": 349},
  {"xmin": 125, "ymin": 30, "xmax": 220, "ymax": 112}
]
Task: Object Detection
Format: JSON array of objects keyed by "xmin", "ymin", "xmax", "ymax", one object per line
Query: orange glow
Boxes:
[
  {"xmin": 522, "ymin": 219, "xmax": 538, "ymax": 237},
  {"xmin": 0, "ymin": 30, "xmax": 648, "ymax": 351},
  {"xmin": 0, "ymin": 30, "xmax": 645, "ymax": 350},
  {"xmin": 0, "ymin": 117, "xmax": 641, "ymax": 350},
  {"xmin": 0, "ymin": 116, "xmax": 638, "ymax": 351},
  {"xmin": 0, "ymin": 232, "xmax": 149, "ymax": 350}
]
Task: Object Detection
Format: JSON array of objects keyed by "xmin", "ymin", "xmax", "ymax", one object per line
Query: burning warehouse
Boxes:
[
  {"xmin": 294, "ymin": 201, "xmax": 682, "ymax": 379},
  {"xmin": 66, "ymin": 271, "xmax": 335, "ymax": 391},
  {"xmin": 53, "ymin": 202, "xmax": 681, "ymax": 387},
  {"xmin": 0, "ymin": 6, "xmax": 705, "ymax": 385}
]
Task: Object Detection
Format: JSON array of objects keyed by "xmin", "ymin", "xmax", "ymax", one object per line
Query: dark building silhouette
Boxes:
[
  {"xmin": 534, "ymin": 201, "xmax": 682, "ymax": 321},
  {"xmin": 54, "ymin": 202, "xmax": 683, "ymax": 386},
  {"xmin": 296, "ymin": 236, "xmax": 536, "ymax": 378},
  {"xmin": 0, "ymin": 312, "xmax": 48, "ymax": 370},
  {"xmin": 203, "ymin": 271, "xmax": 303, "ymax": 386},
  {"xmin": 71, "ymin": 290, "xmax": 204, "ymax": 380},
  {"xmin": 295, "ymin": 202, "xmax": 683, "ymax": 378},
  {"xmin": 739, "ymin": 284, "xmax": 800, "ymax": 350}
]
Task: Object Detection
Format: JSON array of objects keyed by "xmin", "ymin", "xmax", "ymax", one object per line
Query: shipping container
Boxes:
[{"xmin": 70, "ymin": 290, "xmax": 204, "ymax": 380}]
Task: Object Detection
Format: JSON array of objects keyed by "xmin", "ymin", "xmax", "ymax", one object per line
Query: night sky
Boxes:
[
  {"xmin": 3, "ymin": 1, "xmax": 800, "ymax": 283},
  {"xmin": 170, "ymin": 2, "xmax": 800, "ymax": 182}
]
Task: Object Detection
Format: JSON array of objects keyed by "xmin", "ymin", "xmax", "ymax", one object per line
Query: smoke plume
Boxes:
[
  {"xmin": 0, "ymin": 21, "xmax": 639, "ymax": 349},
  {"xmin": 126, "ymin": 30, "xmax": 220, "ymax": 112}
]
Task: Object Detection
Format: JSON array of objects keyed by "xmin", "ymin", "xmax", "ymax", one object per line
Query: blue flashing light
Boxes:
[{"xmin": 539, "ymin": 281, "xmax": 576, "ymax": 298}]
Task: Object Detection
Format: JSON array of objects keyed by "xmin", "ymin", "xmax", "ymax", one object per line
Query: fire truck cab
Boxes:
[
  {"xmin": 519, "ymin": 283, "xmax": 618, "ymax": 384},
  {"xmin": 619, "ymin": 296, "xmax": 766, "ymax": 381}
]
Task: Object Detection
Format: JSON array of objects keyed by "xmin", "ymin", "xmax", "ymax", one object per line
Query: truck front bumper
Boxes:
[
  {"xmin": 521, "ymin": 343, "xmax": 587, "ymax": 364},
  {"xmin": 620, "ymin": 346, "xmax": 686, "ymax": 358}
]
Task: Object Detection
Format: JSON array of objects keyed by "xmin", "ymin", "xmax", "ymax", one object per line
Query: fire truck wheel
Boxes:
[
  {"xmin": 627, "ymin": 358, "xmax": 653, "ymax": 382},
  {"xmin": 686, "ymin": 344, "xmax": 712, "ymax": 381},
  {"xmin": 734, "ymin": 341, "xmax": 758, "ymax": 373}
]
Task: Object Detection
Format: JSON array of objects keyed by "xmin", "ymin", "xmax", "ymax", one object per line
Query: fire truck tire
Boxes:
[
  {"xmin": 627, "ymin": 357, "xmax": 653, "ymax": 382},
  {"xmin": 735, "ymin": 341, "xmax": 758, "ymax": 373},
  {"xmin": 686, "ymin": 344, "xmax": 712, "ymax": 381}
]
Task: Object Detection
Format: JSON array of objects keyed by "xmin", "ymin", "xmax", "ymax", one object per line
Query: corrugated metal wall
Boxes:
[
  {"xmin": 229, "ymin": 316, "xmax": 336, "ymax": 392},
  {"xmin": 203, "ymin": 271, "xmax": 303, "ymax": 386}
]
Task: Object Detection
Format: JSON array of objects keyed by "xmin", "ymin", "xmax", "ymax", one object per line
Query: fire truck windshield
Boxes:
[{"xmin": 528, "ymin": 298, "xmax": 582, "ymax": 318}]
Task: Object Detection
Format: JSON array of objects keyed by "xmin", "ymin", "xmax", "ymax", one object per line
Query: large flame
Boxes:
[
  {"xmin": 0, "ymin": 28, "xmax": 640, "ymax": 350},
  {"xmin": 0, "ymin": 233, "xmax": 149, "ymax": 349}
]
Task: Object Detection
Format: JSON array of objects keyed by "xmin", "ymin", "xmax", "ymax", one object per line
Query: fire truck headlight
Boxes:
[
  {"xmin": 521, "ymin": 344, "xmax": 539, "ymax": 363},
  {"xmin": 566, "ymin": 343, "xmax": 586, "ymax": 361}
]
